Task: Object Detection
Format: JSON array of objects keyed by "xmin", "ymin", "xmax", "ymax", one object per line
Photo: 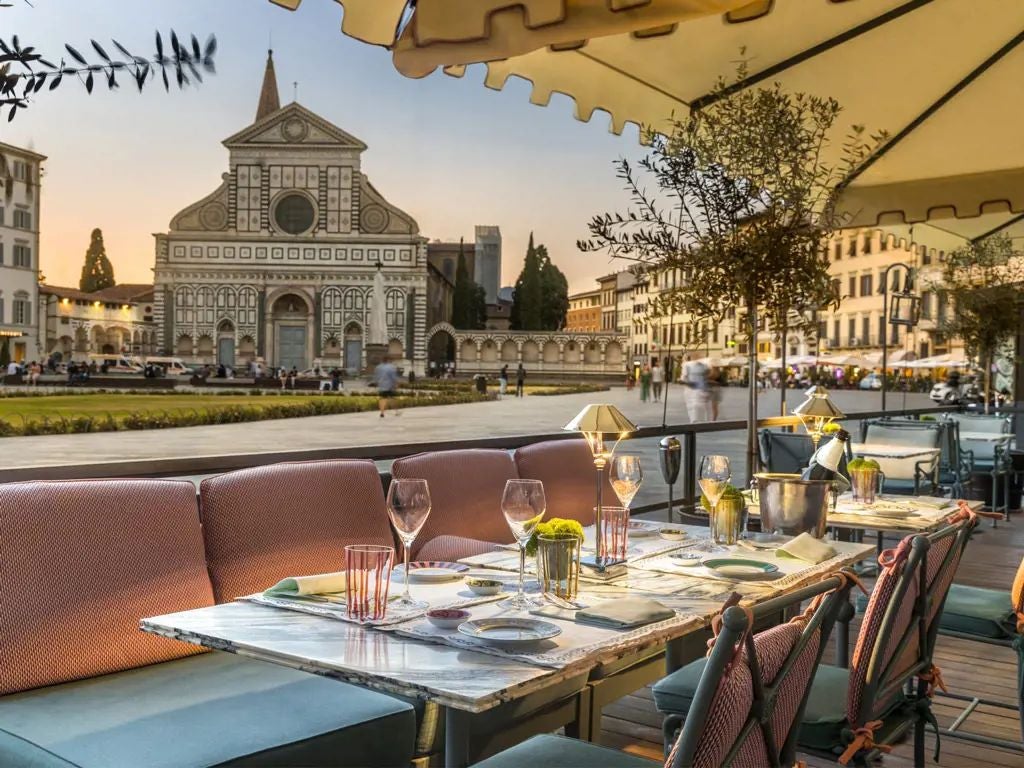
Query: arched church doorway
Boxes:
[
  {"xmin": 217, "ymin": 319, "xmax": 235, "ymax": 367},
  {"xmin": 270, "ymin": 292, "xmax": 311, "ymax": 371},
  {"xmin": 344, "ymin": 322, "xmax": 362, "ymax": 375}
]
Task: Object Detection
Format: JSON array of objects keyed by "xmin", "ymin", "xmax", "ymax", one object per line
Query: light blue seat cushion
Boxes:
[
  {"xmin": 939, "ymin": 584, "xmax": 1016, "ymax": 639},
  {"xmin": 472, "ymin": 734, "xmax": 655, "ymax": 768},
  {"xmin": 0, "ymin": 652, "xmax": 415, "ymax": 768},
  {"xmin": 798, "ymin": 664, "xmax": 851, "ymax": 752},
  {"xmin": 651, "ymin": 658, "xmax": 705, "ymax": 715}
]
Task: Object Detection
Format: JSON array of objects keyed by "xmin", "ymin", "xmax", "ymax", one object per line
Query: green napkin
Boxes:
[
  {"xmin": 776, "ymin": 533, "xmax": 836, "ymax": 564},
  {"xmin": 575, "ymin": 598, "xmax": 675, "ymax": 629},
  {"xmin": 264, "ymin": 571, "xmax": 347, "ymax": 598}
]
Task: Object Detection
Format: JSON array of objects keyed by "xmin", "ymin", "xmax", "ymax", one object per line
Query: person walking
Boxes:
[
  {"xmin": 639, "ymin": 364, "xmax": 652, "ymax": 402},
  {"xmin": 707, "ymin": 366, "xmax": 722, "ymax": 421},
  {"xmin": 682, "ymin": 357, "xmax": 709, "ymax": 422},
  {"xmin": 499, "ymin": 364, "xmax": 509, "ymax": 398},
  {"xmin": 515, "ymin": 363, "xmax": 526, "ymax": 398},
  {"xmin": 373, "ymin": 355, "xmax": 399, "ymax": 418},
  {"xmin": 651, "ymin": 360, "xmax": 664, "ymax": 402}
]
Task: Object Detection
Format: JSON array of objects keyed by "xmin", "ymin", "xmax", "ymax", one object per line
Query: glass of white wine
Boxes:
[
  {"xmin": 698, "ymin": 454, "xmax": 731, "ymax": 552},
  {"xmin": 611, "ymin": 454, "xmax": 643, "ymax": 510}
]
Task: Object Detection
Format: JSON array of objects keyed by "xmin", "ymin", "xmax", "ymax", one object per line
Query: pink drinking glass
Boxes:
[
  {"xmin": 598, "ymin": 506, "xmax": 630, "ymax": 562},
  {"xmin": 345, "ymin": 544, "xmax": 394, "ymax": 622}
]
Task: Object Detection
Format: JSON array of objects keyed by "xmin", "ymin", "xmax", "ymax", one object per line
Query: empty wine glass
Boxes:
[
  {"xmin": 386, "ymin": 478, "xmax": 432, "ymax": 610},
  {"xmin": 501, "ymin": 479, "xmax": 546, "ymax": 610},
  {"xmin": 611, "ymin": 454, "xmax": 643, "ymax": 510},
  {"xmin": 698, "ymin": 455, "xmax": 731, "ymax": 552}
]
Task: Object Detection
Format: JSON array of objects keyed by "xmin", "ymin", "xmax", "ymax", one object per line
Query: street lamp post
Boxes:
[{"xmin": 881, "ymin": 262, "xmax": 921, "ymax": 412}]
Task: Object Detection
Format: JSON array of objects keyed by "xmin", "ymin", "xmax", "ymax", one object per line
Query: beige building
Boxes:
[
  {"xmin": 0, "ymin": 142, "xmax": 45, "ymax": 363},
  {"xmin": 38, "ymin": 284, "xmax": 156, "ymax": 361},
  {"xmin": 565, "ymin": 288, "xmax": 600, "ymax": 332}
]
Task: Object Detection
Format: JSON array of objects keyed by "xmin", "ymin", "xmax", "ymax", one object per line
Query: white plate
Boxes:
[
  {"xmin": 457, "ymin": 618, "xmax": 562, "ymax": 647},
  {"xmin": 393, "ymin": 567, "xmax": 465, "ymax": 583},
  {"xmin": 627, "ymin": 520, "xmax": 659, "ymax": 537}
]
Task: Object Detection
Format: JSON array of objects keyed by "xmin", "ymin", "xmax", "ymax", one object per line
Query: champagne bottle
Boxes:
[{"xmin": 802, "ymin": 429, "xmax": 850, "ymax": 482}]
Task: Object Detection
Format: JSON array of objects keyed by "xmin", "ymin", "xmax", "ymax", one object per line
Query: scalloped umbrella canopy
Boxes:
[{"xmin": 270, "ymin": 0, "xmax": 1024, "ymax": 245}]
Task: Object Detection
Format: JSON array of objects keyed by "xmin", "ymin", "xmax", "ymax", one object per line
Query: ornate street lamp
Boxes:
[{"xmin": 881, "ymin": 263, "xmax": 921, "ymax": 412}]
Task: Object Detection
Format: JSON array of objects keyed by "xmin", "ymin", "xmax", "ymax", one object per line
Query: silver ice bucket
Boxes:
[{"xmin": 753, "ymin": 473, "xmax": 831, "ymax": 538}]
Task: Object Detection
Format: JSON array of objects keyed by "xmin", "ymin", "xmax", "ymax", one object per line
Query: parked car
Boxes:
[
  {"xmin": 930, "ymin": 375, "xmax": 983, "ymax": 405},
  {"xmin": 859, "ymin": 372, "xmax": 882, "ymax": 390}
]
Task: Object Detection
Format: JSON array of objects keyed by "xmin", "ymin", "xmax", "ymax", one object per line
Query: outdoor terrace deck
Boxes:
[{"xmin": 605, "ymin": 515, "xmax": 1024, "ymax": 767}]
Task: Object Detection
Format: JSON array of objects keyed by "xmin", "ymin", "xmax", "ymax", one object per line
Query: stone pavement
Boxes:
[{"xmin": 0, "ymin": 384, "xmax": 931, "ymax": 488}]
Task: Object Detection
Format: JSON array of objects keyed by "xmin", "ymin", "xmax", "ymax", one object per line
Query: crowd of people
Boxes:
[{"xmin": 629, "ymin": 358, "xmax": 723, "ymax": 422}]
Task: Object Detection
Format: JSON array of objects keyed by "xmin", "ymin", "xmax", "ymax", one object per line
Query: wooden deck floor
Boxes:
[{"xmin": 599, "ymin": 515, "xmax": 1023, "ymax": 767}]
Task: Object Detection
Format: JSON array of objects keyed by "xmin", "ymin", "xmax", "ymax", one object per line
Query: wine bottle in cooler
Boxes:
[{"xmin": 801, "ymin": 429, "xmax": 850, "ymax": 482}]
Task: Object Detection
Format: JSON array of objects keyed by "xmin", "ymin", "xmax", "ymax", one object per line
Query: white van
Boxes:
[
  {"xmin": 135, "ymin": 356, "xmax": 195, "ymax": 376},
  {"xmin": 85, "ymin": 354, "xmax": 144, "ymax": 374}
]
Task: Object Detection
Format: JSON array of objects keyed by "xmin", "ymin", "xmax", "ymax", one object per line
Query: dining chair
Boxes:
[
  {"xmin": 795, "ymin": 502, "xmax": 981, "ymax": 766},
  {"xmin": 513, "ymin": 438, "xmax": 616, "ymax": 527},
  {"xmin": 199, "ymin": 458, "xmax": 396, "ymax": 602},
  {"xmin": 935, "ymin": 416, "xmax": 973, "ymax": 499},
  {"xmin": 859, "ymin": 419, "xmax": 942, "ymax": 496},
  {"xmin": 390, "ymin": 448, "xmax": 519, "ymax": 559},
  {"xmin": 933, "ymin": 552, "xmax": 1024, "ymax": 752},
  {"xmin": 474, "ymin": 572, "xmax": 856, "ymax": 768},
  {"xmin": 946, "ymin": 413, "xmax": 1013, "ymax": 520}
]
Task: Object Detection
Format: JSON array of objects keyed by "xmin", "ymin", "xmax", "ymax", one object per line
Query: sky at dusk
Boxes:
[{"xmin": 1, "ymin": 0, "xmax": 646, "ymax": 293}]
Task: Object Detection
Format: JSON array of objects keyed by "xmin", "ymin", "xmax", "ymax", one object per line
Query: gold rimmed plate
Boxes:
[{"xmin": 457, "ymin": 618, "xmax": 561, "ymax": 647}]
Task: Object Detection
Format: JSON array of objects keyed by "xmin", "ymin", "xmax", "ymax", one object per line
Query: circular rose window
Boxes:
[{"xmin": 273, "ymin": 193, "xmax": 315, "ymax": 235}]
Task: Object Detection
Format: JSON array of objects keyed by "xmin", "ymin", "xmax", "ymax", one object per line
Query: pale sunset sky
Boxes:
[{"xmin": 1, "ymin": 0, "xmax": 645, "ymax": 293}]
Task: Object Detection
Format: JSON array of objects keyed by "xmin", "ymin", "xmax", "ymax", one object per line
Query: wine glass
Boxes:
[
  {"xmin": 501, "ymin": 479, "xmax": 546, "ymax": 610},
  {"xmin": 698, "ymin": 455, "xmax": 731, "ymax": 552},
  {"xmin": 611, "ymin": 454, "xmax": 643, "ymax": 510},
  {"xmin": 386, "ymin": 478, "xmax": 432, "ymax": 610}
]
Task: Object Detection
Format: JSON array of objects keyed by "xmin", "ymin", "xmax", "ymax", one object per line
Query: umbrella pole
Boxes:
[
  {"xmin": 747, "ymin": 300, "xmax": 759, "ymax": 485},
  {"xmin": 779, "ymin": 314, "xmax": 788, "ymax": 417}
]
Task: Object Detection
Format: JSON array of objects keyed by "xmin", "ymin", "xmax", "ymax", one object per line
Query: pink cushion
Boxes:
[
  {"xmin": 417, "ymin": 535, "xmax": 503, "ymax": 562},
  {"xmin": 0, "ymin": 479, "xmax": 213, "ymax": 695},
  {"xmin": 514, "ymin": 439, "xmax": 617, "ymax": 526},
  {"xmin": 391, "ymin": 450, "xmax": 518, "ymax": 558},
  {"xmin": 200, "ymin": 459, "xmax": 394, "ymax": 602}
]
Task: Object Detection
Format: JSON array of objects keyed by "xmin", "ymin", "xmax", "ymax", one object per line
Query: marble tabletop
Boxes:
[{"xmin": 141, "ymin": 541, "xmax": 874, "ymax": 714}]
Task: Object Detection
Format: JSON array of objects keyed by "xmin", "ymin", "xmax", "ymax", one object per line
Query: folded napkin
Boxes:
[
  {"xmin": 575, "ymin": 598, "xmax": 675, "ymax": 629},
  {"xmin": 906, "ymin": 496, "xmax": 953, "ymax": 510},
  {"xmin": 264, "ymin": 571, "xmax": 347, "ymax": 597},
  {"xmin": 776, "ymin": 533, "xmax": 836, "ymax": 565}
]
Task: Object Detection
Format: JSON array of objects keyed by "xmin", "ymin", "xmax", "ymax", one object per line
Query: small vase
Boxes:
[
  {"xmin": 711, "ymin": 497, "xmax": 744, "ymax": 546},
  {"xmin": 536, "ymin": 535, "xmax": 581, "ymax": 601}
]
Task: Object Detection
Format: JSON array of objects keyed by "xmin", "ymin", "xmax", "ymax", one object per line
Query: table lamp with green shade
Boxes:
[
  {"xmin": 792, "ymin": 385, "xmax": 845, "ymax": 451},
  {"xmin": 563, "ymin": 404, "xmax": 638, "ymax": 571}
]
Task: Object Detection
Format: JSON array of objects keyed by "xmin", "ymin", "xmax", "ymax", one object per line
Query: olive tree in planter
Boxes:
[
  {"xmin": 935, "ymin": 235, "xmax": 1024, "ymax": 414},
  {"xmin": 579, "ymin": 60, "xmax": 884, "ymax": 480}
]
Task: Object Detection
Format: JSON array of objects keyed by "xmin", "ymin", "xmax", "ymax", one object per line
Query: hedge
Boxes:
[{"xmin": 0, "ymin": 391, "xmax": 489, "ymax": 437}]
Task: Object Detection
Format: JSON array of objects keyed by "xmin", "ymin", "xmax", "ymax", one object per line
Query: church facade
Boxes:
[{"xmin": 154, "ymin": 53, "xmax": 427, "ymax": 374}]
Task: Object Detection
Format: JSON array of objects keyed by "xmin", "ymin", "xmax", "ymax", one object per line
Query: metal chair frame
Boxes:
[
  {"xmin": 859, "ymin": 419, "xmax": 943, "ymax": 496},
  {"xmin": 662, "ymin": 573, "xmax": 856, "ymax": 768},
  {"xmin": 802, "ymin": 514, "xmax": 977, "ymax": 767}
]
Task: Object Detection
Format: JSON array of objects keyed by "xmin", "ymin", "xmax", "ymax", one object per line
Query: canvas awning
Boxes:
[
  {"xmin": 271, "ymin": 0, "xmax": 1024, "ymax": 241},
  {"xmin": 905, "ymin": 353, "xmax": 970, "ymax": 369}
]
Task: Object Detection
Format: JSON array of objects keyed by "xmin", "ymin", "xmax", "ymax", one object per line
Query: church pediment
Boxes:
[
  {"xmin": 169, "ymin": 177, "xmax": 230, "ymax": 232},
  {"xmin": 359, "ymin": 176, "xmax": 419, "ymax": 236},
  {"xmin": 223, "ymin": 103, "xmax": 368, "ymax": 151}
]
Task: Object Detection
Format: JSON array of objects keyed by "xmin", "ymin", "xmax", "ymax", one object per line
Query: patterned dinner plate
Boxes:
[
  {"xmin": 394, "ymin": 561, "xmax": 469, "ymax": 582},
  {"xmin": 701, "ymin": 558, "xmax": 779, "ymax": 578},
  {"xmin": 627, "ymin": 520, "xmax": 659, "ymax": 536},
  {"xmin": 457, "ymin": 617, "xmax": 562, "ymax": 647}
]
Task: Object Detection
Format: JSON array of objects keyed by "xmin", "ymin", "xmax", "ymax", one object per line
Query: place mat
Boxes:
[
  {"xmin": 389, "ymin": 597, "xmax": 703, "ymax": 670},
  {"xmin": 239, "ymin": 571, "xmax": 509, "ymax": 627},
  {"xmin": 632, "ymin": 540, "xmax": 871, "ymax": 592}
]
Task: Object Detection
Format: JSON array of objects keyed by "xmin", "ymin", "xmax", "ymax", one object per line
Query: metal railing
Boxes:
[{"xmin": 0, "ymin": 405, "xmax": 959, "ymax": 515}]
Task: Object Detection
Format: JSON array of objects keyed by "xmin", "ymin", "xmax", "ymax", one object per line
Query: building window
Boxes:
[
  {"xmin": 920, "ymin": 291, "xmax": 932, "ymax": 319},
  {"xmin": 13, "ymin": 244, "xmax": 30, "ymax": 268},
  {"xmin": 862, "ymin": 316, "xmax": 870, "ymax": 342},
  {"xmin": 859, "ymin": 274, "xmax": 873, "ymax": 296},
  {"xmin": 832, "ymin": 319, "xmax": 840, "ymax": 346},
  {"xmin": 921, "ymin": 245, "xmax": 931, "ymax": 266},
  {"xmin": 833, "ymin": 242, "xmax": 841, "ymax": 260},
  {"xmin": 12, "ymin": 293, "xmax": 30, "ymax": 325},
  {"xmin": 878, "ymin": 315, "xmax": 885, "ymax": 341},
  {"xmin": 0, "ymin": 296, "xmax": 4, "ymax": 321},
  {"xmin": 12, "ymin": 161, "xmax": 26, "ymax": 181},
  {"xmin": 880, "ymin": 234, "xmax": 888, "ymax": 251},
  {"xmin": 847, "ymin": 238, "xmax": 856, "ymax": 257},
  {"xmin": 847, "ymin": 276, "xmax": 856, "ymax": 298},
  {"xmin": 0, "ymin": 242, "xmax": 3, "ymax": 265},
  {"xmin": 273, "ymin": 192, "xmax": 316, "ymax": 235},
  {"xmin": 13, "ymin": 209, "xmax": 31, "ymax": 229},
  {"xmin": 847, "ymin": 317, "xmax": 855, "ymax": 343},
  {"xmin": 863, "ymin": 235, "xmax": 873, "ymax": 254}
]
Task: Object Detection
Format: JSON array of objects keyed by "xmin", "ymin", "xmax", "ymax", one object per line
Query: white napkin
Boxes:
[
  {"xmin": 776, "ymin": 533, "xmax": 836, "ymax": 564},
  {"xmin": 264, "ymin": 571, "xmax": 347, "ymax": 597}
]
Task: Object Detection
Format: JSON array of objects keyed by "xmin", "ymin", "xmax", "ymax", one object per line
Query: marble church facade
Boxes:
[{"xmin": 154, "ymin": 53, "xmax": 427, "ymax": 374}]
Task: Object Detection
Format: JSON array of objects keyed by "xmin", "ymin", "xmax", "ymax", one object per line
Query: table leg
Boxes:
[{"xmin": 445, "ymin": 707, "xmax": 471, "ymax": 768}]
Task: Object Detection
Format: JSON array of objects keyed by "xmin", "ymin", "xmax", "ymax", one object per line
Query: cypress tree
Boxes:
[
  {"xmin": 537, "ymin": 245, "xmax": 569, "ymax": 331},
  {"xmin": 511, "ymin": 233, "xmax": 544, "ymax": 330},
  {"xmin": 79, "ymin": 228, "xmax": 115, "ymax": 293},
  {"xmin": 451, "ymin": 239, "xmax": 486, "ymax": 329}
]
